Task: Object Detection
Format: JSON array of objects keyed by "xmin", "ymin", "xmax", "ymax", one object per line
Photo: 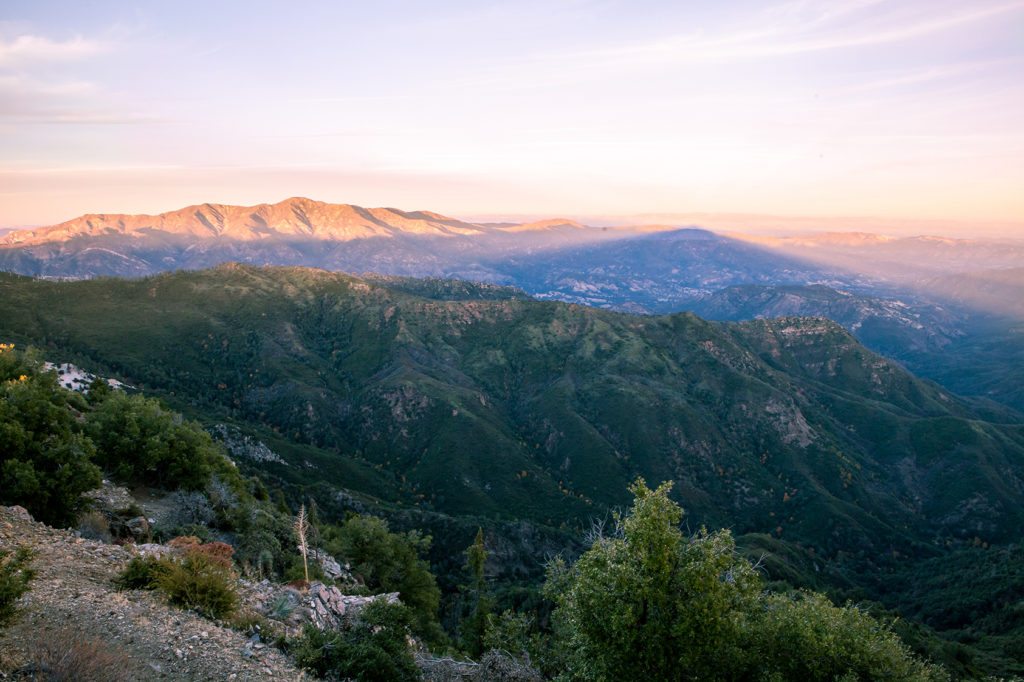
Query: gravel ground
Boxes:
[{"xmin": 0, "ymin": 506, "xmax": 307, "ymax": 681}]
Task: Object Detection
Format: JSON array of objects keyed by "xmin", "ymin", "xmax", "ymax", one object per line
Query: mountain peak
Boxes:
[{"xmin": 0, "ymin": 199, "xmax": 487, "ymax": 246}]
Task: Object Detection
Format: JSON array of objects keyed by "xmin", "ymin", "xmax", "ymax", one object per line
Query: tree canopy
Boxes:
[{"xmin": 543, "ymin": 479, "xmax": 948, "ymax": 682}]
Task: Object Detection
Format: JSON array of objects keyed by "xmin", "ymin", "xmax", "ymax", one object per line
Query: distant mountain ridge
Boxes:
[
  {"xmin": 3, "ymin": 197, "xmax": 1022, "ymax": 412},
  {"xmin": 0, "ymin": 197, "xmax": 491, "ymax": 245}
]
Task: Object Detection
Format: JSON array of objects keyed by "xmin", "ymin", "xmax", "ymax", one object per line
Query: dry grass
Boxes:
[
  {"xmin": 76, "ymin": 511, "xmax": 112, "ymax": 543},
  {"xmin": 20, "ymin": 628, "xmax": 142, "ymax": 681}
]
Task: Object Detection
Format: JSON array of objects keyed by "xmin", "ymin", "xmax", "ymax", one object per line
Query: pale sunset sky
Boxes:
[{"xmin": 1, "ymin": 0, "xmax": 1022, "ymax": 236}]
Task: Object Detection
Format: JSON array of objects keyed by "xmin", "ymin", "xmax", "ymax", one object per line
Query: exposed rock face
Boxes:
[
  {"xmin": 84, "ymin": 481, "xmax": 136, "ymax": 513},
  {"xmin": 309, "ymin": 547, "xmax": 349, "ymax": 582},
  {"xmin": 5, "ymin": 506, "xmax": 32, "ymax": 523},
  {"xmin": 306, "ymin": 582, "xmax": 399, "ymax": 631},
  {"xmin": 244, "ymin": 579, "xmax": 398, "ymax": 637},
  {"xmin": 210, "ymin": 424, "xmax": 287, "ymax": 466}
]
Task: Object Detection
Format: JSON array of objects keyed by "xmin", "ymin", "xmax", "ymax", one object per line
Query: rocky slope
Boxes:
[{"xmin": 0, "ymin": 506, "xmax": 304, "ymax": 681}]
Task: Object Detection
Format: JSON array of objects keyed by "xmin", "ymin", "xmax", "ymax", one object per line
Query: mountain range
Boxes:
[{"xmin": 2, "ymin": 198, "xmax": 1022, "ymax": 414}]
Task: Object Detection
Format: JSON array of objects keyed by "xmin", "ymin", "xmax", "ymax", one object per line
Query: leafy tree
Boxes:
[
  {"xmin": 85, "ymin": 392, "xmax": 220, "ymax": 490},
  {"xmin": 544, "ymin": 479, "xmax": 947, "ymax": 681},
  {"xmin": 324, "ymin": 515, "xmax": 443, "ymax": 644},
  {"xmin": 750, "ymin": 591, "xmax": 949, "ymax": 682},
  {"xmin": 0, "ymin": 364, "xmax": 101, "ymax": 526},
  {"xmin": 545, "ymin": 479, "xmax": 760, "ymax": 680}
]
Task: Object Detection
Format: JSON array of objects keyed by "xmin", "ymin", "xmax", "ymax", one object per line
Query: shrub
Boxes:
[
  {"xmin": 77, "ymin": 510, "xmax": 113, "ymax": 543},
  {"xmin": 156, "ymin": 552, "xmax": 238, "ymax": 620},
  {"xmin": 268, "ymin": 591, "xmax": 300, "ymax": 620},
  {"xmin": 474, "ymin": 650, "xmax": 545, "ymax": 682},
  {"xmin": 193, "ymin": 541, "xmax": 235, "ymax": 570},
  {"xmin": 0, "ymin": 370, "xmax": 102, "ymax": 526},
  {"xmin": 0, "ymin": 547, "xmax": 34, "ymax": 629},
  {"xmin": 164, "ymin": 491, "xmax": 216, "ymax": 529},
  {"xmin": 751, "ymin": 591, "xmax": 950, "ymax": 682},
  {"xmin": 116, "ymin": 550, "xmax": 238, "ymax": 620},
  {"xmin": 114, "ymin": 556, "xmax": 165, "ymax": 591},
  {"xmin": 291, "ymin": 601, "xmax": 419, "ymax": 682},
  {"xmin": 167, "ymin": 535, "xmax": 235, "ymax": 570},
  {"xmin": 235, "ymin": 506, "xmax": 288, "ymax": 579}
]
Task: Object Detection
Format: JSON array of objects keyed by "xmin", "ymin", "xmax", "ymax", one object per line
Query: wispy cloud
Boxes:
[
  {"xmin": 837, "ymin": 57, "xmax": 1024, "ymax": 95},
  {"xmin": 564, "ymin": 0, "xmax": 1024, "ymax": 65},
  {"xmin": 0, "ymin": 34, "xmax": 104, "ymax": 66},
  {"xmin": 449, "ymin": 0, "xmax": 1024, "ymax": 92},
  {"xmin": 0, "ymin": 31, "xmax": 155, "ymax": 125}
]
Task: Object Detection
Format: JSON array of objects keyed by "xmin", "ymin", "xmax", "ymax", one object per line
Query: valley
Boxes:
[{"xmin": 2, "ymin": 201, "xmax": 1023, "ymax": 677}]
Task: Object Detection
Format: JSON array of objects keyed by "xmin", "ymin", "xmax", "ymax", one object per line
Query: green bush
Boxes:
[
  {"xmin": 751, "ymin": 591, "xmax": 949, "ymax": 681},
  {"xmin": 116, "ymin": 551, "xmax": 239, "ymax": 621},
  {"xmin": 235, "ymin": 506, "xmax": 289, "ymax": 578},
  {"xmin": 156, "ymin": 553, "xmax": 238, "ymax": 620},
  {"xmin": 114, "ymin": 556, "xmax": 166, "ymax": 591},
  {"xmin": 544, "ymin": 479, "xmax": 948, "ymax": 682},
  {"xmin": 0, "ymin": 355, "xmax": 102, "ymax": 526},
  {"xmin": 85, "ymin": 392, "xmax": 221, "ymax": 490},
  {"xmin": 0, "ymin": 547, "xmax": 34, "ymax": 629},
  {"xmin": 324, "ymin": 515, "xmax": 443, "ymax": 643},
  {"xmin": 291, "ymin": 601, "xmax": 419, "ymax": 682}
]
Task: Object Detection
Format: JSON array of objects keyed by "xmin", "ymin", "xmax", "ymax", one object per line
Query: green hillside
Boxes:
[{"xmin": 2, "ymin": 265, "xmax": 1022, "ymax": 557}]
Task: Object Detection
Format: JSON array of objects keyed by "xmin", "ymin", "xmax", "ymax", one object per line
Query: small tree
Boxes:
[
  {"xmin": 463, "ymin": 527, "xmax": 491, "ymax": 656},
  {"xmin": 0, "ymin": 547, "xmax": 35, "ymax": 630},
  {"xmin": 295, "ymin": 504, "xmax": 310, "ymax": 583},
  {"xmin": 545, "ymin": 479, "xmax": 948, "ymax": 681}
]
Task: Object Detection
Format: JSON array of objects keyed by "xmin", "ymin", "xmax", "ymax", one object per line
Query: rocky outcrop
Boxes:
[
  {"xmin": 306, "ymin": 582, "xmax": 399, "ymax": 631},
  {"xmin": 210, "ymin": 424, "xmax": 287, "ymax": 466},
  {"xmin": 243, "ymin": 578, "xmax": 398, "ymax": 637}
]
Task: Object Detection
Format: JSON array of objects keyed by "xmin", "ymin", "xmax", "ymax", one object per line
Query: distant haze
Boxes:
[{"xmin": 1, "ymin": 1, "xmax": 1022, "ymax": 237}]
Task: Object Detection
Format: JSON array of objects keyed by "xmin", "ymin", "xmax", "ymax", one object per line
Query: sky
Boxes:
[{"xmin": 1, "ymin": 0, "xmax": 1022, "ymax": 236}]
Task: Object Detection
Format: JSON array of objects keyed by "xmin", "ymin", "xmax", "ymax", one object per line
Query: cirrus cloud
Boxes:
[{"xmin": 0, "ymin": 34, "xmax": 104, "ymax": 66}]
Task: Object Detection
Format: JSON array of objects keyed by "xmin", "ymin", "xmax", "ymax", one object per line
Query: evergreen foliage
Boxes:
[
  {"xmin": 85, "ymin": 392, "xmax": 222, "ymax": 490},
  {"xmin": 0, "ymin": 546, "xmax": 34, "ymax": 630},
  {"xmin": 463, "ymin": 527, "xmax": 493, "ymax": 656},
  {"xmin": 291, "ymin": 601, "xmax": 420, "ymax": 682},
  {"xmin": 115, "ymin": 548, "xmax": 239, "ymax": 620},
  {"xmin": 0, "ymin": 346, "xmax": 101, "ymax": 525},
  {"xmin": 0, "ymin": 343, "xmax": 246, "ymax": 527},
  {"xmin": 544, "ymin": 479, "xmax": 949, "ymax": 681},
  {"xmin": 155, "ymin": 552, "xmax": 238, "ymax": 620},
  {"xmin": 323, "ymin": 515, "xmax": 444, "ymax": 644}
]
